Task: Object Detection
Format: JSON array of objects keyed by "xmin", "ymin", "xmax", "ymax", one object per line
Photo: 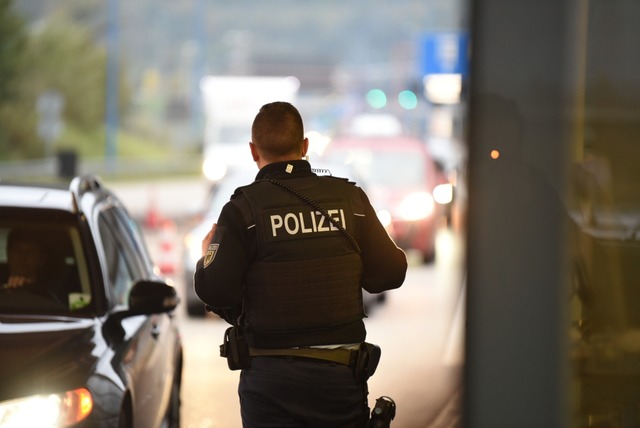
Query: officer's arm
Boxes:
[
  {"xmin": 357, "ymin": 189, "xmax": 408, "ymax": 293},
  {"xmin": 194, "ymin": 202, "xmax": 249, "ymax": 313}
]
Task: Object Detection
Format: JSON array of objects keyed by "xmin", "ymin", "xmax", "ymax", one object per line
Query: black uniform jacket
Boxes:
[{"xmin": 194, "ymin": 160, "xmax": 407, "ymax": 347}]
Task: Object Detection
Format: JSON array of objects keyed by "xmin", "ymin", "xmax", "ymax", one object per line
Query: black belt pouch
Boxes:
[
  {"xmin": 220, "ymin": 326, "xmax": 251, "ymax": 370},
  {"xmin": 355, "ymin": 342, "xmax": 382, "ymax": 382}
]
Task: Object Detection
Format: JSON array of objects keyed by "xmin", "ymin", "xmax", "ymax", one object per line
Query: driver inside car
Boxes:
[
  {"xmin": 3, "ymin": 228, "xmax": 49, "ymax": 290},
  {"xmin": 2, "ymin": 226, "xmax": 85, "ymax": 310}
]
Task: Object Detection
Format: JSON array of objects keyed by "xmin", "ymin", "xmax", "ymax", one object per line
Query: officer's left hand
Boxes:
[{"xmin": 202, "ymin": 223, "xmax": 217, "ymax": 257}]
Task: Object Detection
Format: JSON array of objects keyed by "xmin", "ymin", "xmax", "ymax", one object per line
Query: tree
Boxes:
[
  {"xmin": 0, "ymin": 0, "xmax": 29, "ymax": 158},
  {"xmin": 0, "ymin": 0, "xmax": 26, "ymax": 101},
  {"xmin": 0, "ymin": 5, "xmax": 130, "ymax": 159},
  {"xmin": 25, "ymin": 21, "xmax": 108, "ymax": 130}
]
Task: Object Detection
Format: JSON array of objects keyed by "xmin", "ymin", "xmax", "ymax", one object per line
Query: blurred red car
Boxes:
[{"xmin": 320, "ymin": 134, "xmax": 441, "ymax": 262}]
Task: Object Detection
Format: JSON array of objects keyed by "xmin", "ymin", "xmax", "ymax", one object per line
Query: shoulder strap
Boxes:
[{"xmin": 267, "ymin": 178, "xmax": 361, "ymax": 254}]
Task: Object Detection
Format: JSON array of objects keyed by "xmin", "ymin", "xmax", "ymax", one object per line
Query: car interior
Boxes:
[{"xmin": 0, "ymin": 222, "xmax": 91, "ymax": 313}]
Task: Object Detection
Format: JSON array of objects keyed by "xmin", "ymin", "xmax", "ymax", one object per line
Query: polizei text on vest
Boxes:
[{"xmin": 270, "ymin": 209, "xmax": 346, "ymax": 237}]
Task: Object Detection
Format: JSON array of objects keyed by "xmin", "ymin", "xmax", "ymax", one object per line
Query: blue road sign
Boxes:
[{"xmin": 419, "ymin": 31, "xmax": 469, "ymax": 76}]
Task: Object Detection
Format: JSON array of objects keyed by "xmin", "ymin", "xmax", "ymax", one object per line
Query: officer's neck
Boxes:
[{"xmin": 256, "ymin": 159, "xmax": 311, "ymax": 179}]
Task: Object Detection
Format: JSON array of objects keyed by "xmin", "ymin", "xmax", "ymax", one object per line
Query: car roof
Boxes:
[
  {"xmin": 0, "ymin": 175, "xmax": 109, "ymax": 214},
  {"xmin": 0, "ymin": 183, "xmax": 74, "ymax": 211}
]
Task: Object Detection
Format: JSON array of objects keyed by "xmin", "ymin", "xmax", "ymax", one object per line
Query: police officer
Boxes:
[{"xmin": 194, "ymin": 101, "xmax": 407, "ymax": 427}]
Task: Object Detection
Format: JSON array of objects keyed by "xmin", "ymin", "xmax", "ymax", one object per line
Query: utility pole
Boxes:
[
  {"xmin": 105, "ymin": 0, "xmax": 119, "ymax": 170},
  {"xmin": 191, "ymin": 0, "xmax": 206, "ymax": 145}
]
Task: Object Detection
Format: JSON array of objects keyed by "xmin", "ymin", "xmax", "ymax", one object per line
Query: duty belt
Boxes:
[{"xmin": 249, "ymin": 346, "xmax": 357, "ymax": 366}]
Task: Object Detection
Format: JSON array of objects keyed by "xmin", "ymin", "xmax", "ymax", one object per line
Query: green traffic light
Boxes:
[
  {"xmin": 398, "ymin": 90, "xmax": 418, "ymax": 109},
  {"xmin": 366, "ymin": 89, "xmax": 387, "ymax": 109}
]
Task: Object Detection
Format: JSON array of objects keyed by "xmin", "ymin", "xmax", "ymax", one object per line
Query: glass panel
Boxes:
[{"xmin": 568, "ymin": 1, "xmax": 640, "ymax": 426}]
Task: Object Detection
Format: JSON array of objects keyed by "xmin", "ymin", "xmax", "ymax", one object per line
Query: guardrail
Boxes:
[{"xmin": 0, "ymin": 154, "xmax": 203, "ymax": 182}]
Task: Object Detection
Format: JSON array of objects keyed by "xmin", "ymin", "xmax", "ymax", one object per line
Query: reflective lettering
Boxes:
[
  {"xmin": 269, "ymin": 209, "xmax": 347, "ymax": 237},
  {"xmin": 284, "ymin": 213, "xmax": 299, "ymax": 234},
  {"xmin": 270, "ymin": 215, "xmax": 283, "ymax": 236},
  {"xmin": 317, "ymin": 214, "xmax": 329, "ymax": 232},
  {"xmin": 327, "ymin": 209, "xmax": 339, "ymax": 231},
  {"xmin": 299, "ymin": 212, "xmax": 313, "ymax": 233}
]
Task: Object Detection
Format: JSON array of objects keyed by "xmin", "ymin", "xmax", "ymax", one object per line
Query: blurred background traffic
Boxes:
[
  {"xmin": 0, "ymin": 0, "xmax": 468, "ymax": 190},
  {"xmin": 1, "ymin": 0, "xmax": 470, "ymax": 321},
  {"xmin": 0, "ymin": 1, "xmax": 469, "ymax": 427},
  {"xmin": 5, "ymin": 0, "xmax": 638, "ymax": 426}
]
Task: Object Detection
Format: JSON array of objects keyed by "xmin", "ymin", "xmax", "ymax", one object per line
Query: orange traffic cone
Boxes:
[
  {"xmin": 145, "ymin": 187, "xmax": 164, "ymax": 229},
  {"xmin": 157, "ymin": 219, "xmax": 177, "ymax": 275}
]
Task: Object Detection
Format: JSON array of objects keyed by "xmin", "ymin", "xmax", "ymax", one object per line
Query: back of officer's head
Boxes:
[{"xmin": 252, "ymin": 101, "xmax": 304, "ymax": 160}]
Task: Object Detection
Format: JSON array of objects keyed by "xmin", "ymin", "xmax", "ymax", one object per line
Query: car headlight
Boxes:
[
  {"xmin": 433, "ymin": 183, "xmax": 454, "ymax": 205},
  {"xmin": 398, "ymin": 192, "xmax": 435, "ymax": 221},
  {"xmin": 0, "ymin": 387, "xmax": 93, "ymax": 427},
  {"xmin": 202, "ymin": 158, "xmax": 227, "ymax": 182}
]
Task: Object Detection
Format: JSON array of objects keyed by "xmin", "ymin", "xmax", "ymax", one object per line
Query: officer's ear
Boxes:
[
  {"xmin": 302, "ymin": 138, "xmax": 309, "ymax": 158},
  {"xmin": 250, "ymin": 142, "xmax": 260, "ymax": 162}
]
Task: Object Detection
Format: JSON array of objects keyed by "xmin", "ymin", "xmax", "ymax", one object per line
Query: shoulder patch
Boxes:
[{"xmin": 203, "ymin": 243, "xmax": 219, "ymax": 267}]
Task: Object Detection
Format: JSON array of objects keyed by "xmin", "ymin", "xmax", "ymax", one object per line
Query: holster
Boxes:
[
  {"xmin": 354, "ymin": 342, "xmax": 381, "ymax": 383},
  {"xmin": 220, "ymin": 326, "xmax": 251, "ymax": 370}
]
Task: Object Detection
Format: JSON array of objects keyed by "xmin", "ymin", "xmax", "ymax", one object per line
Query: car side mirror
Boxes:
[
  {"xmin": 128, "ymin": 280, "xmax": 180, "ymax": 315},
  {"xmin": 103, "ymin": 280, "xmax": 179, "ymax": 344}
]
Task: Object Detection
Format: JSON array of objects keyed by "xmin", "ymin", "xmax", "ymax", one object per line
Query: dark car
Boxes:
[{"xmin": 0, "ymin": 175, "xmax": 182, "ymax": 428}]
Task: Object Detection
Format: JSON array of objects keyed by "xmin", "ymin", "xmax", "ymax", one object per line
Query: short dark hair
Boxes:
[
  {"xmin": 251, "ymin": 101, "xmax": 304, "ymax": 159},
  {"xmin": 7, "ymin": 228, "xmax": 42, "ymax": 251}
]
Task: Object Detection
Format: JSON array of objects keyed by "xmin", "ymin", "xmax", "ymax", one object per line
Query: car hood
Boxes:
[{"xmin": 0, "ymin": 315, "xmax": 106, "ymax": 402}]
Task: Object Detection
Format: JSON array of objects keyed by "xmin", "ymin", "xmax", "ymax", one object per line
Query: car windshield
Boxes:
[
  {"xmin": 324, "ymin": 149, "xmax": 427, "ymax": 188},
  {"xmin": 0, "ymin": 216, "xmax": 93, "ymax": 315}
]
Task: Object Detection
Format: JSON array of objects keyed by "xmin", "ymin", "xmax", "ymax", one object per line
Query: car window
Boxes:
[
  {"xmin": 0, "ymin": 228, "xmax": 8, "ymax": 263},
  {"xmin": 0, "ymin": 217, "xmax": 91, "ymax": 314},
  {"xmin": 114, "ymin": 205, "xmax": 155, "ymax": 274},
  {"xmin": 98, "ymin": 204, "xmax": 156, "ymax": 307},
  {"xmin": 98, "ymin": 210, "xmax": 141, "ymax": 306}
]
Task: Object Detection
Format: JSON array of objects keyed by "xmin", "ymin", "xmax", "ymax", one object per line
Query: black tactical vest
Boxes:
[{"xmin": 232, "ymin": 175, "xmax": 366, "ymax": 345}]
